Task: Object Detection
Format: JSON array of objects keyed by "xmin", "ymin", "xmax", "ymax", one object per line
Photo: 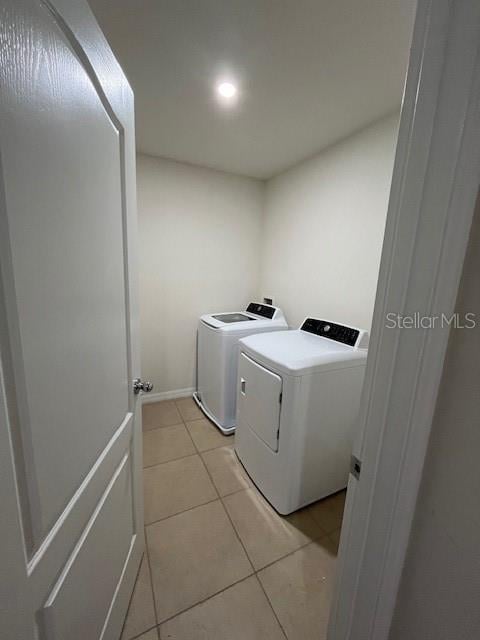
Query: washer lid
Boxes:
[
  {"xmin": 211, "ymin": 313, "xmax": 256, "ymax": 324},
  {"xmin": 200, "ymin": 304, "xmax": 287, "ymax": 332},
  {"xmin": 239, "ymin": 326, "xmax": 368, "ymax": 376}
]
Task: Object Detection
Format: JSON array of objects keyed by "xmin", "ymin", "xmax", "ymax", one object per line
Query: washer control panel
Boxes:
[
  {"xmin": 246, "ymin": 302, "xmax": 276, "ymax": 319},
  {"xmin": 301, "ymin": 318, "xmax": 360, "ymax": 347}
]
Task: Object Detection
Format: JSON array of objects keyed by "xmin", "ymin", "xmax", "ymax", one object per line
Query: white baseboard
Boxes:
[{"xmin": 141, "ymin": 387, "xmax": 195, "ymax": 404}]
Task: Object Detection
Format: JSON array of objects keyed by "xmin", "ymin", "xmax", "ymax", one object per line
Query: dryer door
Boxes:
[{"xmin": 238, "ymin": 352, "xmax": 282, "ymax": 452}]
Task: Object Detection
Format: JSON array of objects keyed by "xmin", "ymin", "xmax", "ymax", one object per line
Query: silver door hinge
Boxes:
[{"xmin": 350, "ymin": 455, "xmax": 362, "ymax": 480}]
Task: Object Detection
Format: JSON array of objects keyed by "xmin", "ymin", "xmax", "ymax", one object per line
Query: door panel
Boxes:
[
  {"xmin": 238, "ymin": 352, "xmax": 282, "ymax": 452},
  {"xmin": 1, "ymin": 0, "xmax": 129, "ymax": 546},
  {"xmin": 43, "ymin": 456, "xmax": 133, "ymax": 640},
  {"xmin": 0, "ymin": 1, "xmax": 143, "ymax": 638},
  {"xmin": 28, "ymin": 414, "xmax": 133, "ymax": 604}
]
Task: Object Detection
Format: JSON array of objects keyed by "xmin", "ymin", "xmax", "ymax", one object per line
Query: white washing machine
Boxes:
[
  {"xmin": 235, "ymin": 317, "xmax": 369, "ymax": 514},
  {"xmin": 193, "ymin": 302, "xmax": 287, "ymax": 434}
]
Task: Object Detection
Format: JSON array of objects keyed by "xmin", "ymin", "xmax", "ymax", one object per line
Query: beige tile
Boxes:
[
  {"xmin": 136, "ymin": 630, "xmax": 159, "ymax": 640},
  {"xmin": 146, "ymin": 500, "xmax": 252, "ymax": 622},
  {"xmin": 223, "ymin": 488, "xmax": 323, "ymax": 570},
  {"xmin": 143, "ymin": 454, "xmax": 217, "ymax": 524},
  {"xmin": 175, "ymin": 396, "xmax": 203, "ymax": 421},
  {"xmin": 159, "ymin": 576, "xmax": 284, "ymax": 640},
  {"xmin": 307, "ymin": 490, "xmax": 346, "ymax": 534},
  {"xmin": 121, "ymin": 555, "xmax": 156, "ymax": 640},
  {"xmin": 258, "ymin": 539, "xmax": 337, "ymax": 640},
  {"xmin": 143, "ymin": 424, "xmax": 195, "ymax": 468},
  {"xmin": 201, "ymin": 445, "xmax": 251, "ymax": 496},
  {"xmin": 185, "ymin": 418, "xmax": 231, "ymax": 452},
  {"xmin": 143, "ymin": 400, "xmax": 182, "ymax": 431}
]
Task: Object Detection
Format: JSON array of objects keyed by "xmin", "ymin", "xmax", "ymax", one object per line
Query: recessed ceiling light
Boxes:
[{"xmin": 216, "ymin": 81, "xmax": 237, "ymax": 100}]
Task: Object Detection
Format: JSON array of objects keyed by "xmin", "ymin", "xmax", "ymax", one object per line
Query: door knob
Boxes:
[{"xmin": 133, "ymin": 378, "xmax": 154, "ymax": 394}]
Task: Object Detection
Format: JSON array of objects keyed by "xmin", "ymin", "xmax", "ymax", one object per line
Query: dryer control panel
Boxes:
[{"xmin": 301, "ymin": 318, "xmax": 360, "ymax": 347}]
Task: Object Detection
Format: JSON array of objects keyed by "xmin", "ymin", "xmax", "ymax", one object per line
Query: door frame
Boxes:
[
  {"xmin": 329, "ymin": 0, "xmax": 480, "ymax": 638},
  {"xmin": 0, "ymin": 1, "xmax": 142, "ymax": 638}
]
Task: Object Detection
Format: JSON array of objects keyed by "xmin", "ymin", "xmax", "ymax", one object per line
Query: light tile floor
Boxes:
[{"xmin": 120, "ymin": 398, "xmax": 345, "ymax": 640}]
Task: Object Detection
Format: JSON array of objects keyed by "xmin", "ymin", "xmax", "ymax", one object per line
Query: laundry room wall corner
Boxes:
[
  {"xmin": 259, "ymin": 112, "xmax": 399, "ymax": 330},
  {"xmin": 136, "ymin": 154, "xmax": 264, "ymax": 395}
]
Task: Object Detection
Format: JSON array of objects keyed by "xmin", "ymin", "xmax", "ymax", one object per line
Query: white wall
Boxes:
[
  {"xmin": 389, "ymin": 193, "xmax": 480, "ymax": 640},
  {"xmin": 137, "ymin": 155, "xmax": 263, "ymax": 395},
  {"xmin": 137, "ymin": 114, "xmax": 398, "ymax": 395},
  {"xmin": 259, "ymin": 113, "xmax": 398, "ymax": 330}
]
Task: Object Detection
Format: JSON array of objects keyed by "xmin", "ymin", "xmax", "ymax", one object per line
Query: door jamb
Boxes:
[{"xmin": 329, "ymin": 1, "xmax": 480, "ymax": 638}]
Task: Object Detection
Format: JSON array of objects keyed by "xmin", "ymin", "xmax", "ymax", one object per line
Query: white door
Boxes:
[
  {"xmin": 0, "ymin": 1, "xmax": 145, "ymax": 639},
  {"xmin": 238, "ymin": 353, "xmax": 282, "ymax": 452}
]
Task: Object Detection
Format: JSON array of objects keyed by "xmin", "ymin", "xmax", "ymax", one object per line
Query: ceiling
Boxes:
[{"xmin": 88, "ymin": 0, "xmax": 416, "ymax": 179}]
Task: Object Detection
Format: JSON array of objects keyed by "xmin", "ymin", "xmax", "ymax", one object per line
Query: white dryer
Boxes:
[
  {"xmin": 235, "ymin": 317, "xmax": 369, "ymax": 514},
  {"xmin": 193, "ymin": 302, "xmax": 287, "ymax": 434}
]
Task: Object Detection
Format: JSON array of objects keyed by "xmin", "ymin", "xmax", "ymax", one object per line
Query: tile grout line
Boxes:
[
  {"xmin": 144, "ymin": 496, "xmax": 221, "ymax": 529},
  {"xmin": 143, "ymin": 421, "xmax": 184, "ymax": 433},
  {"xmin": 218, "ymin": 487, "xmax": 335, "ymax": 568},
  {"xmin": 126, "ymin": 622, "xmax": 158, "ymax": 640},
  {"xmin": 254, "ymin": 534, "xmax": 340, "ymax": 640},
  {"xmin": 147, "ymin": 525, "xmax": 333, "ymax": 637},
  {"xmin": 151, "ymin": 535, "xmax": 337, "ymax": 638},
  {"xmin": 212, "ymin": 484, "xmax": 252, "ymax": 500},
  {"xmin": 189, "ymin": 425, "xmax": 281, "ymax": 636},
  {"xmin": 144, "ymin": 524, "xmax": 162, "ymax": 632},
  {"xmin": 144, "ymin": 491, "xmax": 337, "ymax": 602},
  {"xmin": 255, "ymin": 534, "xmax": 332, "ymax": 574},
  {"xmin": 143, "ymin": 406, "xmax": 226, "ymax": 529},
  {"xmin": 252, "ymin": 573, "xmax": 289, "ymax": 640},
  {"xmin": 217, "ymin": 486, "xmax": 291, "ymax": 639},
  {"xmin": 143, "ymin": 441, "xmax": 237, "ymax": 473},
  {"xmin": 145, "ymin": 457, "xmax": 251, "ymax": 516},
  {"xmin": 142, "ymin": 401, "xmax": 245, "ymax": 635},
  {"xmin": 119, "ymin": 551, "xmax": 145, "ymax": 640},
  {"xmin": 142, "ymin": 401, "xmax": 205, "ymax": 434},
  {"xmin": 194, "ymin": 440, "xmax": 235, "ymax": 454},
  {"xmin": 205, "ymin": 423, "xmax": 336, "ymax": 639},
  {"xmin": 181, "ymin": 412, "xmax": 233, "ymax": 455},
  {"xmin": 168, "ymin": 412, "xmax": 330, "ymax": 630},
  {"xmin": 189, "ymin": 424, "xmax": 260, "ymax": 571},
  {"xmin": 143, "ymin": 441, "xmax": 232, "ymax": 472},
  {"xmin": 156, "ymin": 573, "xmax": 258, "ymax": 630},
  {"xmin": 145, "ymin": 408, "xmax": 242, "ymax": 634},
  {"xmin": 186, "ymin": 418, "xmax": 290, "ymax": 638},
  {"xmin": 143, "ymin": 409, "xmax": 231, "ymax": 527},
  {"xmin": 142, "ymin": 404, "xmax": 168, "ymax": 638},
  {"xmin": 141, "ymin": 405, "xmax": 182, "ymax": 634},
  {"xmin": 146, "ymin": 447, "xmax": 324, "ymax": 572},
  {"xmin": 143, "ymin": 450, "xmax": 199, "ymax": 471},
  {"xmin": 143, "ymin": 402, "xmax": 340, "ymax": 637}
]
